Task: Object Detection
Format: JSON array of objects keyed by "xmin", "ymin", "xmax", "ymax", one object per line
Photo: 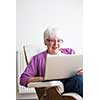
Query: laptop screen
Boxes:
[{"xmin": 44, "ymin": 55, "xmax": 83, "ymax": 80}]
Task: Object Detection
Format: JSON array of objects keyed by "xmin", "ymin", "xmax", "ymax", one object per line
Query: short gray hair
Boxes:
[{"xmin": 43, "ymin": 27, "xmax": 63, "ymax": 44}]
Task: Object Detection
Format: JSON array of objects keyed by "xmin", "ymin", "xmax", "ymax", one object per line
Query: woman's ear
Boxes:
[
  {"xmin": 44, "ymin": 40, "xmax": 47, "ymax": 45},
  {"xmin": 45, "ymin": 43, "xmax": 47, "ymax": 45}
]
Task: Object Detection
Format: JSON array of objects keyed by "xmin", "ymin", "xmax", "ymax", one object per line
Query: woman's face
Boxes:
[{"xmin": 45, "ymin": 36, "xmax": 63, "ymax": 54}]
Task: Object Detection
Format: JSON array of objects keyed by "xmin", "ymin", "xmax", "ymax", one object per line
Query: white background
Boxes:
[
  {"xmin": 0, "ymin": 0, "xmax": 100, "ymax": 100},
  {"xmin": 16, "ymin": 0, "xmax": 82, "ymax": 53}
]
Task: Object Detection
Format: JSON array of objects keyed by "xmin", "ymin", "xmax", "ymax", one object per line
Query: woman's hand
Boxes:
[
  {"xmin": 28, "ymin": 77, "xmax": 44, "ymax": 83},
  {"xmin": 77, "ymin": 68, "xmax": 83, "ymax": 76}
]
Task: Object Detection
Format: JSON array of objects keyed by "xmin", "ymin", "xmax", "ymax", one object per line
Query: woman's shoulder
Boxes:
[
  {"xmin": 31, "ymin": 50, "xmax": 47, "ymax": 60},
  {"xmin": 60, "ymin": 48, "xmax": 75, "ymax": 54},
  {"xmin": 36, "ymin": 50, "xmax": 47, "ymax": 56}
]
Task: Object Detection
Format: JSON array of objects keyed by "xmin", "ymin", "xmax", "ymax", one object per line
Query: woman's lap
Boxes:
[{"xmin": 60, "ymin": 75, "xmax": 83, "ymax": 97}]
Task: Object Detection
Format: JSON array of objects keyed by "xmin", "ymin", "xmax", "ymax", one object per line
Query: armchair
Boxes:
[{"xmin": 23, "ymin": 45, "xmax": 83, "ymax": 100}]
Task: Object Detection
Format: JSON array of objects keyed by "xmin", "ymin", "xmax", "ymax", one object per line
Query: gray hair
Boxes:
[{"xmin": 43, "ymin": 27, "xmax": 63, "ymax": 45}]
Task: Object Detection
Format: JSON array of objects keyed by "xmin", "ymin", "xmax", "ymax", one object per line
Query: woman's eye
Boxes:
[{"xmin": 57, "ymin": 40, "xmax": 60, "ymax": 42}]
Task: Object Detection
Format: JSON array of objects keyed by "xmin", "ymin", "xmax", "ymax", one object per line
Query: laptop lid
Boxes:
[{"xmin": 45, "ymin": 55, "xmax": 83, "ymax": 80}]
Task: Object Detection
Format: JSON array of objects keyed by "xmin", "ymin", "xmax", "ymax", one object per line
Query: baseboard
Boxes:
[{"xmin": 16, "ymin": 92, "xmax": 38, "ymax": 100}]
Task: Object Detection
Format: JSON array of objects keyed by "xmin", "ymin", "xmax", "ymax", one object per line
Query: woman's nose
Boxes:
[{"xmin": 53, "ymin": 40, "xmax": 58, "ymax": 45}]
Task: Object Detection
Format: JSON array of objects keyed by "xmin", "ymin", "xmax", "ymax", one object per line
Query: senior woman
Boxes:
[{"xmin": 20, "ymin": 27, "xmax": 83, "ymax": 97}]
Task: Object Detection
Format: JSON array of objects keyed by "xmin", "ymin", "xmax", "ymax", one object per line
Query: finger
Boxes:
[
  {"xmin": 77, "ymin": 71, "xmax": 83, "ymax": 76},
  {"xmin": 77, "ymin": 68, "xmax": 83, "ymax": 73}
]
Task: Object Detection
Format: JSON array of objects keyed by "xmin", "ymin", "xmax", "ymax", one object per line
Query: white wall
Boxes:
[{"xmin": 16, "ymin": 0, "xmax": 83, "ymax": 53}]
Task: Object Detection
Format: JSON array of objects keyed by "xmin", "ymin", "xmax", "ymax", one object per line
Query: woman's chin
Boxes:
[
  {"xmin": 51, "ymin": 50, "xmax": 59, "ymax": 55},
  {"xmin": 48, "ymin": 48, "xmax": 59, "ymax": 55}
]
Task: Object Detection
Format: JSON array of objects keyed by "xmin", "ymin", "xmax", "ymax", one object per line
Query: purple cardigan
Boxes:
[{"xmin": 20, "ymin": 48, "xmax": 75, "ymax": 87}]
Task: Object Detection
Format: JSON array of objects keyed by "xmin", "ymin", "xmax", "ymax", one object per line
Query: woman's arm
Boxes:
[{"xmin": 20, "ymin": 56, "xmax": 39, "ymax": 87}]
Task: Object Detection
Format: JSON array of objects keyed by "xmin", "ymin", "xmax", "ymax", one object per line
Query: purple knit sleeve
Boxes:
[
  {"xmin": 60, "ymin": 48, "xmax": 75, "ymax": 54},
  {"xmin": 20, "ymin": 51, "xmax": 47, "ymax": 87},
  {"xmin": 20, "ymin": 56, "xmax": 38, "ymax": 87}
]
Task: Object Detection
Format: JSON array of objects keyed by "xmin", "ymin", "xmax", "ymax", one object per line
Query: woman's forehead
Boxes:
[{"xmin": 49, "ymin": 33, "xmax": 63, "ymax": 39}]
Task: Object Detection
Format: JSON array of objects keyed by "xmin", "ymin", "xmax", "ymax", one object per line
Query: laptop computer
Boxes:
[{"xmin": 44, "ymin": 55, "xmax": 83, "ymax": 80}]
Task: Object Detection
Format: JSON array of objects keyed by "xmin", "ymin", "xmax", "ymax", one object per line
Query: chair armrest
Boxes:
[
  {"xmin": 62, "ymin": 92, "xmax": 83, "ymax": 100},
  {"xmin": 27, "ymin": 81, "xmax": 64, "ymax": 93}
]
